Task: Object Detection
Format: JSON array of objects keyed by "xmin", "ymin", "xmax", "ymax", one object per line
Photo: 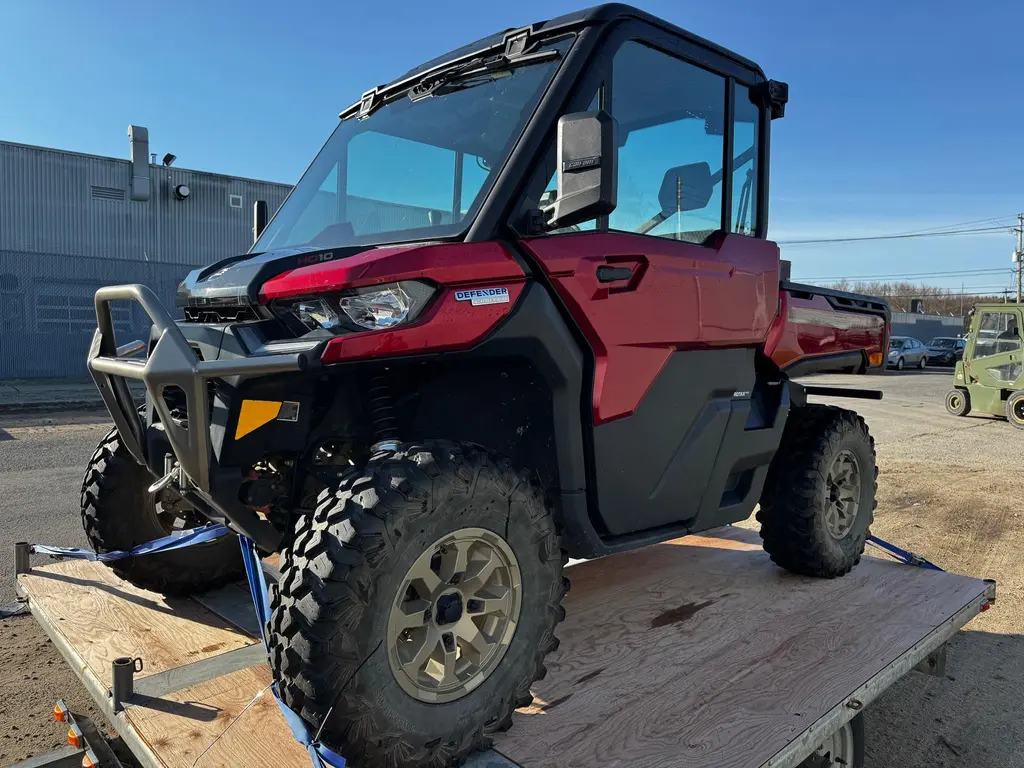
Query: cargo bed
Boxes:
[{"xmin": 14, "ymin": 527, "xmax": 994, "ymax": 768}]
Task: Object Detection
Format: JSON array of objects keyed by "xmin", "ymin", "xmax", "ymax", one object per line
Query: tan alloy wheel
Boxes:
[{"xmin": 386, "ymin": 527, "xmax": 522, "ymax": 703}]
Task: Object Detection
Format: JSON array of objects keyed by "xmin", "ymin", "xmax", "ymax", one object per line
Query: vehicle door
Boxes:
[
  {"xmin": 514, "ymin": 24, "xmax": 784, "ymax": 536},
  {"xmin": 966, "ymin": 309, "xmax": 1023, "ymax": 389}
]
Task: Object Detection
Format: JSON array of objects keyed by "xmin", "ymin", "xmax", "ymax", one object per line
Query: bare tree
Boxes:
[{"xmin": 824, "ymin": 282, "xmax": 1003, "ymax": 315}]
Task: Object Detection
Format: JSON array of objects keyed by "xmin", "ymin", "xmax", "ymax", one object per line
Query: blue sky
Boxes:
[{"xmin": 2, "ymin": 0, "xmax": 1022, "ymax": 295}]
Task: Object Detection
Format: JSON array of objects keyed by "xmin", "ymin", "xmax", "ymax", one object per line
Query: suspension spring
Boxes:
[{"xmin": 367, "ymin": 372, "xmax": 398, "ymax": 443}]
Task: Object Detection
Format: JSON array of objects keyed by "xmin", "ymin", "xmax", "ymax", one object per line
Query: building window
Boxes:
[
  {"xmin": 229, "ymin": 194, "xmax": 243, "ymax": 208},
  {"xmin": 36, "ymin": 292, "xmax": 131, "ymax": 334}
]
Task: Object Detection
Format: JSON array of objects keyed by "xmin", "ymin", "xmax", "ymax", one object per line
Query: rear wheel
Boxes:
[
  {"xmin": 945, "ymin": 388, "xmax": 971, "ymax": 417},
  {"xmin": 267, "ymin": 441, "xmax": 567, "ymax": 768},
  {"xmin": 758, "ymin": 405, "xmax": 876, "ymax": 578},
  {"xmin": 1007, "ymin": 390, "xmax": 1024, "ymax": 430},
  {"xmin": 80, "ymin": 427, "xmax": 243, "ymax": 594}
]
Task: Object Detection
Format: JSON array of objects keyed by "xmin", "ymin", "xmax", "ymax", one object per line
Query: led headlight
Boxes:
[
  {"xmin": 340, "ymin": 285, "xmax": 411, "ymax": 329},
  {"xmin": 292, "ymin": 298, "xmax": 342, "ymax": 331},
  {"xmin": 273, "ymin": 281, "xmax": 435, "ymax": 336}
]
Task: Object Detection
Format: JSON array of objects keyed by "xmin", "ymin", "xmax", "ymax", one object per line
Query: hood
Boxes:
[{"xmin": 176, "ymin": 245, "xmax": 372, "ymax": 308}]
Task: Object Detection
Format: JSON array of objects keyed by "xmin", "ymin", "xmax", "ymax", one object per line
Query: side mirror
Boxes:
[
  {"xmin": 544, "ymin": 110, "xmax": 617, "ymax": 230},
  {"xmin": 636, "ymin": 162, "xmax": 715, "ymax": 235},
  {"xmin": 659, "ymin": 163, "xmax": 714, "ymax": 216}
]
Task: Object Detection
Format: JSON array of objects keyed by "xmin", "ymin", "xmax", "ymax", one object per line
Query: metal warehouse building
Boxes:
[{"xmin": 0, "ymin": 127, "xmax": 291, "ymax": 379}]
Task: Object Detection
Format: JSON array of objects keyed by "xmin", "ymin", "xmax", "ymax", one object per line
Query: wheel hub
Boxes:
[
  {"xmin": 824, "ymin": 450, "xmax": 861, "ymax": 540},
  {"xmin": 386, "ymin": 527, "xmax": 522, "ymax": 703},
  {"xmin": 434, "ymin": 592, "xmax": 464, "ymax": 626}
]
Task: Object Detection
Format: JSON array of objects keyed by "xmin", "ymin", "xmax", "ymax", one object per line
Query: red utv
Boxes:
[{"xmin": 83, "ymin": 5, "xmax": 889, "ymax": 767}]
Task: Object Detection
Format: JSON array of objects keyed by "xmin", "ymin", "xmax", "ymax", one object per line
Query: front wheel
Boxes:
[
  {"xmin": 267, "ymin": 441, "xmax": 567, "ymax": 768},
  {"xmin": 80, "ymin": 428, "xmax": 243, "ymax": 594},
  {"xmin": 945, "ymin": 388, "xmax": 971, "ymax": 417},
  {"xmin": 896, "ymin": 357, "xmax": 905, "ymax": 371},
  {"xmin": 1007, "ymin": 390, "xmax": 1024, "ymax": 430},
  {"xmin": 757, "ymin": 405, "xmax": 876, "ymax": 578},
  {"xmin": 919, "ymin": 355, "xmax": 928, "ymax": 369}
]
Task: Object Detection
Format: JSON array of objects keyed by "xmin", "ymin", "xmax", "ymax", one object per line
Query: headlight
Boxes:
[
  {"xmin": 291, "ymin": 298, "xmax": 342, "ymax": 332},
  {"xmin": 340, "ymin": 285, "xmax": 411, "ymax": 329},
  {"xmin": 888, "ymin": 349, "xmax": 898, "ymax": 357},
  {"xmin": 272, "ymin": 281, "xmax": 435, "ymax": 336}
]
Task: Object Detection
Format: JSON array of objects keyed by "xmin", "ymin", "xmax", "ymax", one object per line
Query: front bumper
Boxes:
[{"xmin": 87, "ymin": 285, "xmax": 316, "ymax": 548}]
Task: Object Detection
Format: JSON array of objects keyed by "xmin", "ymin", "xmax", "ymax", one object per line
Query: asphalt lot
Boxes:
[
  {"xmin": 0, "ymin": 413, "xmax": 109, "ymax": 602},
  {"xmin": 1, "ymin": 367, "xmax": 1022, "ymax": 765}
]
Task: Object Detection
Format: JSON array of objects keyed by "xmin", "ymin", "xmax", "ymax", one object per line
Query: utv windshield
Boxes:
[{"xmin": 255, "ymin": 37, "xmax": 572, "ymax": 253}]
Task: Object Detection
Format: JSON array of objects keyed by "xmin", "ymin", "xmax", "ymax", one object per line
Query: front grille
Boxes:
[{"xmin": 182, "ymin": 305, "xmax": 259, "ymax": 323}]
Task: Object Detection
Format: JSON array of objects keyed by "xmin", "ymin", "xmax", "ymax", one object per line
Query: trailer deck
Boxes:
[{"xmin": 15, "ymin": 527, "xmax": 994, "ymax": 768}]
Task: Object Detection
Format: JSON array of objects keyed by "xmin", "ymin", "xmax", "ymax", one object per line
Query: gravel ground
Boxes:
[
  {"xmin": 0, "ymin": 369, "xmax": 1022, "ymax": 766},
  {"xmin": 798, "ymin": 369, "xmax": 1024, "ymax": 768}
]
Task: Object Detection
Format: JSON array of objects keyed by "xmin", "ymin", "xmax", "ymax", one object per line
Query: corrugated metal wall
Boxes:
[{"xmin": 0, "ymin": 140, "xmax": 292, "ymax": 379}]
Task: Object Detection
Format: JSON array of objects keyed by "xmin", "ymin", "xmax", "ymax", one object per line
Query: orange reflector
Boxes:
[
  {"xmin": 869, "ymin": 351, "xmax": 883, "ymax": 367},
  {"xmin": 235, "ymin": 399, "xmax": 283, "ymax": 439},
  {"xmin": 82, "ymin": 750, "xmax": 99, "ymax": 768},
  {"xmin": 53, "ymin": 703, "xmax": 68, "ymax": 722},
  {"xmin": 68, "ymin": 724, "xmax": 83, "ymax": 748}
]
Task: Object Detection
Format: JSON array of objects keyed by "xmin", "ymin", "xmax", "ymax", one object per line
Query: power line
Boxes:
[
  {"xmin": 883, "ymin": 215, "xmax": 1017, "ymax": 237},
  {"xmin": 778, "ymin": 224, "xmax": 1010, "ymax": 246}
]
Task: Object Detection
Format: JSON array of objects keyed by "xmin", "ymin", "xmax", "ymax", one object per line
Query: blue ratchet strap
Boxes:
[
  {"xmin": 867, "ymin": 534, "xmax": 943, "ymax": 571},
  {"xmin": 239, "ymin": 536, "xmax": 348, "ymax": 768},
  {"xmin": 31, "ymin": 523, "xmax": 231, "ymax": 561}
]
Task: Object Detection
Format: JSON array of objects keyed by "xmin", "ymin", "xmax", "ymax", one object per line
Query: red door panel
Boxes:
[{"xmin": 521, "ymin": 232, "xmax": 780, "ymax": 424}]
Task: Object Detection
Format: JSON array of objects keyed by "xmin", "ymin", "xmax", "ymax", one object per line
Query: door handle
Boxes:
[{"xmin": 596, "ymin": 265, "xmax": 634, "ymax": 283}]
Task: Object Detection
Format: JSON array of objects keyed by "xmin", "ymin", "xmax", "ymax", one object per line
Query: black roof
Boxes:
[{"xmin": 392, "ymin": 4, "xmax": 765, "ymax": 86}]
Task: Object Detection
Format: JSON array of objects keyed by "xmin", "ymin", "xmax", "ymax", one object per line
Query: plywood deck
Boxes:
[{"xmin": 18, "ymin": 528, "xmax": 993, "ymax": 768}]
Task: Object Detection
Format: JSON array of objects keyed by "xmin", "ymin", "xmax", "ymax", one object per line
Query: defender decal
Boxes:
[{"xmin": 455, "ymin": 287, "xmax": 510, "ymax": 306}]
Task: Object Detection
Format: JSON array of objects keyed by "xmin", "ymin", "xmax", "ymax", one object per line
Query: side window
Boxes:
[
  {"xmin": 731, "ymin": 85, "xmax": 760, "ymax": 235},
  {"xmin": 610, "ymin": 41, "xmax": 726, "ymax": 244},
  {"xmin": 974, "ymin": 312, "xmax": 1021, "ymax": 358}
]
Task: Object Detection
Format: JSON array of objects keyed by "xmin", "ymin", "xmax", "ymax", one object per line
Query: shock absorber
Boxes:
[{"xmin": 367, "ymin": 371, "xmax": 399, "ymax": 449}]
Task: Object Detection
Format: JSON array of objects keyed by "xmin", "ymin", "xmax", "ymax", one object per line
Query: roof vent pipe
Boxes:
[{"xmin": 128, "ymin": 125, "xmax": 151, "ymax": 202}]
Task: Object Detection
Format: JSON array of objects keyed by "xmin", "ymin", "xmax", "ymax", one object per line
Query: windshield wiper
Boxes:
[{"xmin": 407, "ymin": 48, "xmax": 560, "ymax": 102}]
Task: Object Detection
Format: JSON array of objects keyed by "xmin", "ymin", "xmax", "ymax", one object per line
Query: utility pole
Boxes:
[
  {"xmin": 960, "ymin": 281, "xmax": 964, "ymax": 316},
  {"xmin": 1017, "ymin": 213, "xmax": 1023, "ymax": 304}
]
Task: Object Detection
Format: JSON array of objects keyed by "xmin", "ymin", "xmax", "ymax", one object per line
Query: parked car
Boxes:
[
  {"xmin": 888, "ymin": 336, "xmax": 929, "ymax": 370},
  {"xmin": 927, "ymin": 336, "xmax": 966, "ymax": 366}
]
